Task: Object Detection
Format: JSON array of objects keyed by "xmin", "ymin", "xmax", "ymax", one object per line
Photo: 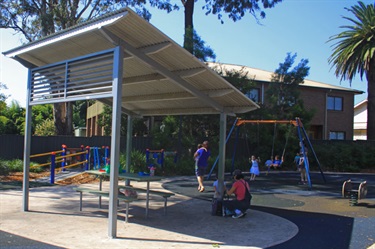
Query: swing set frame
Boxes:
[{"xmin": 207, "ymin": 117, "xmax": 326, "ymax": 189}]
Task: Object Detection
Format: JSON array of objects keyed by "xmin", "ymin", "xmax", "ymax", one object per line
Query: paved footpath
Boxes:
[{"xmin": 0, "ymin": 171, "xmax": 374, "ymax": 249}]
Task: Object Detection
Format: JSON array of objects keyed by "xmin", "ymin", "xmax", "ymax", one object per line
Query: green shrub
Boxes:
[
  {"xmin": 0, "ymin": 159, "xmax": 10, "ymax": 176},
  {"xmin": 7, "ymin": 159, "xmax": 23, "ymax": 172},
  {"xmin": 0, "ymin": 159, "xmax": 47, "ymax": 174},
  {"xmin": 30, "ymin": 162, "xmax": 44, "ymax": 173},
  {"xmin": 309, "ymin": 141, "xmax": 375, "ymax": 172},
  {"xmin": 230, "ymin": 140, "xmax": 375, "ymax": 173},
  {"xmin": 119, "ymin": 150, "xmax": 147, "ymax": 173},
  {"xmin": 162, "ymin": 156, "xmax": 181, "ymax": 176}
]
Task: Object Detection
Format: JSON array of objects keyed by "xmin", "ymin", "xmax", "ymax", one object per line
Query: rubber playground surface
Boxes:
[{"xmin": 1, "ymin": 170, "xmax": 375, "ymax": 249}]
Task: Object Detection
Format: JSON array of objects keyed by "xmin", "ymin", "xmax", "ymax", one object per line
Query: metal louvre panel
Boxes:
[{"xmin": 30, "ymin": 50, "xmax": 115, "ymax": 103}]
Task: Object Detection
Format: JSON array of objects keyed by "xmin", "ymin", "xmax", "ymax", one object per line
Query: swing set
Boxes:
[
  {"xmin": 239, "ymin": 120, "xmax": 291, "ymax": 172},
  {"xmin": 207, "ymin": 117, "xmax": 326, "ymax": 189}
]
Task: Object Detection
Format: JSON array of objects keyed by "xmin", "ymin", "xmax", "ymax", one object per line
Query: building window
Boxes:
[
  {"xmin": 329, "ymin": 131, "xmax": 345, "ymax": 140},
  {"xmin": 246, "ymin": 88, "xmax": 260, "ymax": 102},
  {"xmin": 327, "ymin": 96, "xmax": 343, "ymax": 111}
]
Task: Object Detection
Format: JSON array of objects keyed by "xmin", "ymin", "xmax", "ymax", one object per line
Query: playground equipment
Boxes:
[
  {"xmin": 30, "ymin": 144, "xmax": 89, "ymax": 184},
  {"xmin": 88, "ymin": 146, "xmax": 110, "ymax": 170},
  {"xmin": 61, "ymin": 144, "xmax": 88, "ymax": 171},
  {"xmin": 207, "ymin": 117, "xmax": 326, "ymax": 189},
  {"xmin": 342, "ymin": 180, "xmax": 367, "ymax": 206},
  {"xmin": 146, "ymin": 149, "xmax": 164, "ymax": 174},
  {"xmin": 146, "ymin": 149, "xmax": 178, "ymax": 174}
]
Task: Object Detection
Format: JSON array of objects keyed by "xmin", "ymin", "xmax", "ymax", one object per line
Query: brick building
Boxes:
[
  {"xmin": 208, "ymin": 63, "xmax": 364, "ymax": 140},
  {"xmin": 86, "ymin": 102, "xmax": 105, "ymax": 137}
]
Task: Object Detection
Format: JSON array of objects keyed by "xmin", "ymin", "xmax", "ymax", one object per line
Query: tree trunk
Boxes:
[
  {"xmin": 183, "ymin": 0, "xmax": 194, "ymax": 53},
  {"xmin": 54, "ymin": 102, "xmax": 74, "ymax": 135},
  {"xmin": 366, "ymin": 59, "xmax": 375, "ymax": 140}
]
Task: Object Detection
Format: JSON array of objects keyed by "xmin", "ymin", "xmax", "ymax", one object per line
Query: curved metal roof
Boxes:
[{"xmin": 3, "ymin": 8, "xmax": 259, "ymax": 116}]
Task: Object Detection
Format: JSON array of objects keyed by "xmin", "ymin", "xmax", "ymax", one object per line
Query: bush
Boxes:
[
  {"xmin": 229, "ymin": 140, "xmax": 375, "ymax": 173},
  {"xmin": 30, "ymin": 162, "xmax": 44, "ymax": 173},
  {"xmin": 308, "ymin": 140, "xmax": 375, "ymax": 172},
  {"xmin": 119, "ymin": 150, "xmax": 147, "ymax": 173},
  {"xmin": 0, "ymin": 159, "xmax": 10, "ymax": 176},
  {"xmin": 6, "ymin": 159, "xmax": 23, "ymax": 172},
  {"xmin": 0, "ymin": 159, "xmax": 46, "ymax": 174},
  {"xmin": 34, "ymin": 119, "xmax": 56, "ymax": 136}
]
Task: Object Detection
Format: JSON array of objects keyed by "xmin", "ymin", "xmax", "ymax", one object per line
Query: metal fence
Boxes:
[
  {"xmin": 0, "ymin": 135, "xmax": 153, "ymax": 160},
  {"xmin": 1, "ymin": 134, "xmax": 373, "ymax": 165}
]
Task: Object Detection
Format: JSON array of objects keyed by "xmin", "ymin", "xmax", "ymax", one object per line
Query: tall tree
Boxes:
[
  {"xmin": 0, "ymin": 83, "xmax": 9, "ymax": 134},
  {"xmin": 73, "ymin": 100, "xmax": 94, "ymax": 128},
  {"xmin": 227, "ymin": 54, "xmax": 313, "ymax": 157},
  {"xmin": 0, "ymin": 0, "xmax": 178, "ymax": 135},
  {"xmin": 0, "ymin": 83, "xmax": 8, "ymax": 112},
  {"xmin": 328, "ymin": 1, "xmax": 375, "ymax": 140},
  {"xmin": 2, "ymin": 100, "xmax": 26, "ymax": 134},
  {"xmin": 267, "ymin": 53, "xmax": 311, "ymax": 121},
  {"xmin": 98, "ymin": 104, "xmax": 148, "ymax": 136},
  {"xmin": 181, "ymin": 0, "xmax": 282, "ymax": 58}
]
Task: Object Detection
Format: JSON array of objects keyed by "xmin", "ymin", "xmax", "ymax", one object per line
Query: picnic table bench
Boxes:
[
  {"xmin": 118, "ymin": 185, "xmax": 175, "ymax": 215},
  {"xmin": 74, "ymin": 187, "xmax": 137, "ymax": 222}
]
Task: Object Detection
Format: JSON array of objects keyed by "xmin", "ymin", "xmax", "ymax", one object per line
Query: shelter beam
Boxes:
[
  {"xmin": 140, "ymin": 41, "xmax": 172, "ymax": 54},
  {"xmin": 22, "ymin": 69, "xmax": 33, "ymax": 211},
  {"xmin": 99, "ymin": 27, "xmax": 225, "ymax": 112},
  {"xmin": 236, "ymin": 119, "xmax": 297, "ymax": 126},
  {"xmin": 218, "ymin": 113, "xmax": 227, "ymax": 199},
  {"xmin": 122, "ymin": 89, "xmax": 234, "ymax": 103},
  {"xmin": 108, "ymin": 46, "xmax": 123, "ymax": 238},
  {"xmin": 122, "ymin": 68, "xmax": 206, "ymax": 85}
]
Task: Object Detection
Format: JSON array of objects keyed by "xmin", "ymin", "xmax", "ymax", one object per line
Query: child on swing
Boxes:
[
  {"xmin": 249, "ymin": 155, "xmax": 260, "ymax": 181},
  {"xmin": 271, "ymin": 155, "xmax": 283, "ymax": 169}
]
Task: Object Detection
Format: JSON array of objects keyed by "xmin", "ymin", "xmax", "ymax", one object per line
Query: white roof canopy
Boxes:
[
  {"xmin": 3, "ymin": 8, "xmax": 259, "ymax": 117},
  {"xmin": 3, "ymin": 8, "xmax": 257, "ymax": 238}
]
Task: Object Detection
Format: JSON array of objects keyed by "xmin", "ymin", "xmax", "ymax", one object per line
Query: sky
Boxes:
[{"xmin": 0, "ymin": 0, "xmax": 371, "ymax": 107}]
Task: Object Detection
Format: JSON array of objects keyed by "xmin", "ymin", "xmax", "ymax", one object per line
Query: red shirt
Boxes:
[{"xmin": 233, "ymin": 179, "xmax": 250, "ymax": 201}]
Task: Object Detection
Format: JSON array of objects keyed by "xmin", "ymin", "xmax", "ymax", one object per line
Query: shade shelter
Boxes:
[{"xmin": 3, "ymin": 8, "xmax": 259, "ymax": 238}]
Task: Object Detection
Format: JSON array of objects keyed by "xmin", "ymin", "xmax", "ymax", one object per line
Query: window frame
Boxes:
[
  {"xmin": 327, "ymin": 96, "xmax": 343, "ymax": 111},
  {"xmin": 246, "ymin": 88, "xmax": 260, "ymax": 103},
  {"xmin": 329, "ymin": 131, "xmax": 345, "ymax": 140}
]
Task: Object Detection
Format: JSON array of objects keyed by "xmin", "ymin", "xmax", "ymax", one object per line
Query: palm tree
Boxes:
[{"xmin": 328, "ymin": 1, "xmax": 375, "ymax": 140}]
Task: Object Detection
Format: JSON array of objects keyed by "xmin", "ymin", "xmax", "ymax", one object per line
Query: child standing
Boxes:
[
  {"xmin": 249, "ymin": 155, "xmax": 260, "ymax": 181},
  {"xmin": 294, "ymin": 152, "xmax": 300, "ymax": 170},
  {"xmin": 298, "ymin": 153, "xmax": 308, "ymax": 184}
]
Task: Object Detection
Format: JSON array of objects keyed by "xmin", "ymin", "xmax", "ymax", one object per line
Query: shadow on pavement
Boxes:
[{"xmin": 0, "ymin": 230, "xmax": 64, "ymax": 249}]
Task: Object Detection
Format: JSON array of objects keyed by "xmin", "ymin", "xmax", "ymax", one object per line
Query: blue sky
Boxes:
[{"xmin": 0, "ymin": 0, "xmax": 371, "ymax": 107}]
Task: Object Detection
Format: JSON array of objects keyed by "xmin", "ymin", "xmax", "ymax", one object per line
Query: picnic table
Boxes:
[{"xmin": 85, "ymin": 170, "xmax": 168, "ymax": 217}]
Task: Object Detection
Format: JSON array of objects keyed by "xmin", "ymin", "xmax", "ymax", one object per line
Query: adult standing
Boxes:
[{"xmin": 194, "ymin": 141, "xmax": 210, "ymax": 192}]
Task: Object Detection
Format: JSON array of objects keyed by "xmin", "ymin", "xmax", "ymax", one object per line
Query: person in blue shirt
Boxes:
[
  {"xmin": 271, "ymin": 155, "xmax": 282, "ymax": 169},
  {"xmin": 294, "ymin": 152, "xmax": 301, "ymax": 170},
  {"xmin": 194, "ymin": 141, "xmax": 211, "ymax": 192}
]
